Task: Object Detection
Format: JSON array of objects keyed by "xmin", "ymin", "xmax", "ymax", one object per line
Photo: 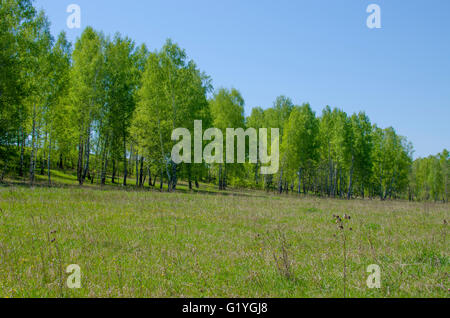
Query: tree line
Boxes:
[{"xmin": 1, "ymin": 0, "xmax": 448, "ymax": 202}]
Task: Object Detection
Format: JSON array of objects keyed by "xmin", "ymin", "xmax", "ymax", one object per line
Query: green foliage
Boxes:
[
  {"xmin": 410, "ymin": 149, "xmax": 449, "ymax": 202},
  {"xmin": 0, "ymin": 0, "xmax": 36, "ymax": 144},
  {"xmin": 208, "ymin": 88, "xmax": 246, "ymax": 188},
  {"xmin": 132, "ymin": 39, "xmax": 211, "ymax": 189},
  {"xmin": 281, "ymin": 104, "xmax": 318, "ymax": 182},
  {"xmin": 209, "ymin": 88, "xmax": 245, "ymax": 131},
  {"xmin": 70, "ymin": 27, "xmax": 104, "ymax": 140},
  {"xmin": 0, "ymin": 1, "xmax": 445, "ymax": 200}
]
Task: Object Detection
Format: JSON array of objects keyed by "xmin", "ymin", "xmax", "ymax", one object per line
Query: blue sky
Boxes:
[{"xmin": 34, "ymin": 0, "xmax": 449, "ymax": 158}]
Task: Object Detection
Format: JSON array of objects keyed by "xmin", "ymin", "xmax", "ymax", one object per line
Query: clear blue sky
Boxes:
[{"xmin": 34, "ymin": 0, "xmax": 450, "ymax": 158}]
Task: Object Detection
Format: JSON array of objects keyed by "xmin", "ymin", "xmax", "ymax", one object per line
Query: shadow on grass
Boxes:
[{"xmin": 0, "ymin": 176, "xmax": 271, "ymax": 200}]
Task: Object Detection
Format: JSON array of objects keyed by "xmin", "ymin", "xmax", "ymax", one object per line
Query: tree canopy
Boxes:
[{"xmin": 0, "ymin": 0, "xmax": 447, "ymax": 202}]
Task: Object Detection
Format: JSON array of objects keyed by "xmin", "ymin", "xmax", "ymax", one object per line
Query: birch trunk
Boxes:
[
  {"xmin": 77, "ymin": 137, "xmax": 84, "ymax": 185},
  {"xmin": 82, "ymin": 126, "xmax": 90, "ymax": 182},
  {"xmin": 123, "ymin": 135, "xmax": 128, "ymax": 186},
  {"xmin": 278, "ymin": 168, "xmax": 283, "ymax": 194},
  {"xmin": 47, "ymin": 134, "xmax": 51, "ymax": 185},
  {"xmin": 148, "ymin": 166, "xmax": 152, "ymax": 187},
  {"xmin": 29, "ymin": 104, "xmax": 37, "ymax": 185},
  {"xmin": 298, "ymin": 168, "xmax": 302, "ymax": 194},
  {"xmin": 135, "ymin": 154, "xmax": 139, "ymax": 186},
  {"xmin": 139, "ymin": 156, "xmax": 144, "ymax": 187},
  {"xmin": 219, "ymin": 164, "xmax": 223, "ymax": 190},
  {"xmin": 347, "ymin": 155, "xmax": 354, "ymax": 200},
  {"xmin": 19, "ymin": 127, "xmax": 25, "ymax": 177}
]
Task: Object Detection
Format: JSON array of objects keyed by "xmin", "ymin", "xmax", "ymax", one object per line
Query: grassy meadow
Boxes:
[{"xmin": 0, "ymin": 173, "xmax": 448, "ymax": 298}]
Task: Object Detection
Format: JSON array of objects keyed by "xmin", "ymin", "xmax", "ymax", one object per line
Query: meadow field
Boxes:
[{"xmin": 0, "ymin": 174, "xmax": 448, "ymax": 298}]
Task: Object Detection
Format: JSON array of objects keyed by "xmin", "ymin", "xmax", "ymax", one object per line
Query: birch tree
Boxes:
[
  {"xmin": 70, "ymin": 27, "xmax": 104, "ymax": 185},
  {"xmin": 281, "ymin": 104, "xmax": 319, "ymax": 194}
]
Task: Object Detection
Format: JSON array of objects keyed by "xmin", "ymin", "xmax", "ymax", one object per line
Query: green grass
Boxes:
[{"xmin": 0, "ymin": 173, "xmax": 448, "ymax": 298}]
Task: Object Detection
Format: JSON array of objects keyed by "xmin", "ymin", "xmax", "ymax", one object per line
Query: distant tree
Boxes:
[
  {"xmin": 264, "ymin": 96, "xmax": 294, "ymax": 193},
  {"xmin": 133, "ymin": 39, "xmax": 211, "ymax": 191},
  {"xmin": 101, "ymin": 34, "xmax": 140, "ymax": 185},
  {"xmin": 209, "ymin": 88, "xmax": 245, "ymax": 190},
  {"xmin": 247, "ymin": 107, "xmax": 265, "ymax": 184},
  {"xmin": 70, "ymin": 27, "xmax": 104, "ymax": 185},
  {"xmin": 372, "ymin": 127, "xmax": 412, "ymax": 200},
  {"xmin": 347, "ymin": 112, "xmax": 373, "ymax": 198},
  {"xmin": 22, "ymin": 11, "xmax": 54, "ymax": 185},
  {"xmin": 0, "ymin": 0, "xmax": 37, "ymax": 179},
  {"xmin": 281, "ymin": 104, "xmax": 318, "ymax": 194},
  {"xmin": 42, "ymin": 32, "xmax": 72, "ymax": 184},
  {"xmin": 439, "ymin": 149, "xmax": 449, "ymax": 202},
  {"xmin": 0, "ymin": 0, "xmax": 444, "ymax": 201}
]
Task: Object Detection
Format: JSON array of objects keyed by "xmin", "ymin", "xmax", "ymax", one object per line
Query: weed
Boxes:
[{"xmin": 333, "ymin": 213, "xmax": 352, "ymax": 298}]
